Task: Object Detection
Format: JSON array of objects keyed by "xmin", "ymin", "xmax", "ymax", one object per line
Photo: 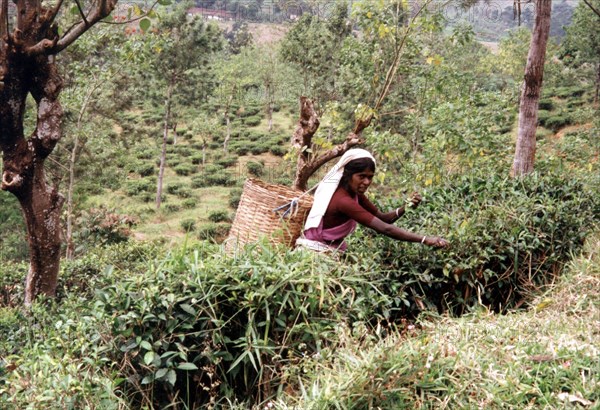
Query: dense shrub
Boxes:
[
  {"xmin": 203, "ymin": 163, "xmax": 224, "ymax": 174},
  {"xmin": 174, "ymin": 146, "xmax": 193, "ymax": 157},
  {"xmin": 163, "ymin": 203, "xmax": 181, "ymax": 213},
  {"xmin": 173, "ymin": 163, "xmax": 196, "ymax": 176},
  {"xmin": 166, "ymin": 183, "xmax": 193, "ymax": 198},
  {"xmin": 235, "ymin": 145, "xmax": 249, "ymax": 156},
  {"xmin": 246, "ymin": 160, "xmax": 264, "ymax": 177},
  {"xmin": 269, "ymin": 145, "xmax": 286, "ymax": 156},
  {"xmin": 243, "ymin": 115, "xmax": 262, "ymax": 126},
  {"xmin": 191, "ymin": 154, "xmax": 204, "ymax": 165},
  {"xmin": 125, "ymin": 179, "xmax": 154, "ymax": 196},
  {"xmin": 228, "ymin": 187, "xmax": 243, "ymax": 208},
  {"xmin": 208, "ymin": 210, "xmax": 230, "ymax": 223},
  {"xmin": 196, "ymin": 222, "xmax": 230, "ymax": 241},
  {"xmin": 246, "ymin": 129, "xmax": 266, "ymax": 142},
  {"xmin": 135, "ymin": 162, "xmax": 155, "ymax": 177},
  {"xmin": 544, "ymin": 113, "xmax": 572, "ymax": 132},
  {"xmin": 191, "ymin": 172, "xmax": 236, "ymax": 188},
  {"xmin": 181, "ymin": 198, "xmax": 197, "ymax": 209},
  {"xmin": 95, "ymin": 243, "xmax": 401, "ymax": 408},
  {"xmin": 350, "ymin": 172, "xmax": 599, "ymax": 316},
  {"xmin": 135, "ymin": 148, "xmax": 155, "ymax": 160},
  {"xmin": 250, "ymin": 144, "xmax": 269, "ymax": 155},
  {"xmin": 180, "ymin": 218, "xmax": 196, "ymax": 232},
  {"xmin": 538, "ymin": 99, "xmax": 554, "ymax": 111},
  {"xmin": 73, "ymin": 207, "xmax": 136, "ymax": 251},
  {"xmin": 237, "ymin": 104, "xmax": 262, "ymax": 117},
  {"xmin": 216, "ymin": 156, "xmax": 237, "ymax": 168}
]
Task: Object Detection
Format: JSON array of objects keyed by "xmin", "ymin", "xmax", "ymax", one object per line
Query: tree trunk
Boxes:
[
  {"xmin": 291, "ymin": 97, "xmax": 371, "ymax": 191},
  {"xmin": 1, "ymin": 55, "xmax": 65, "ymax": 304},
  {"xmin": 156, "ymin": 81, "xmax": 174, "ymax": 209},
  {"xmin": 511, "ymin": 0, "xmax": 552, "ymax": 177},
  {"xmin": 223, "ymin": 94, "xmax": 234, "ymax": 154},
  {"xmin": 267, "ymin": 102, "xmax": 273, "ymax": 133}
]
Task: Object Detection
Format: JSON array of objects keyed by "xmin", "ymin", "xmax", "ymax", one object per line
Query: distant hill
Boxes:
[{"xmin": 449, "ymin": 0, "xmax": 577, "ymax": 42}]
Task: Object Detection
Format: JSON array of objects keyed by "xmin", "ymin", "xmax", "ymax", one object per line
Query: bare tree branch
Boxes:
[
  {"xmin": 582, "ymin": 0, "xmax": 600, "ymax": 19},
  {"xmin": 52, "ymin": 0, "xmax": 118, "ymax": 54},
  {"xmin": 73, "ymin": 0, "xmax": 90, "ymax": 26},
  {"xmin": 49, "ymin": 0, "xmax": 66, "ymax": 26}
]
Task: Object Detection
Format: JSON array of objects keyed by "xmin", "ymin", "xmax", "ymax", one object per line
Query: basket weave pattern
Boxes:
[{"xmin": 226, "ymin": 179, "xmax": 313, "ymax": 249}]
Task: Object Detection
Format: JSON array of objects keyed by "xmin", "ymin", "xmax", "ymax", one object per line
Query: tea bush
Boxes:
[
  {"xmin": 174, "ymin": 163, "xmax": 196, "ymax": 176},
  {"xmin": 246, "ymin": 160, "xmax": 264, "ymax": 177},
  {"xmin": 191, "ymin": 172, "xmax": 236, "ymax": 188},
  {"xmin": 191, "ymin": 154, "xmax": 204, "ymax": 165},
  {"xmin": 207, "ymin": 210, "xmax": 230, "ymax": 223},
  {"xmin": 269, "ymin": 145, "xmax": 286, "ymax": 156},
  {"xmin": 180, "ymin": 218, "xmax": 196, "ymax": 232},
  {"xmin": 216, "ymin": 156, "xmax": 237, "ymax": 168},
  {"xmin": 228, "ymin": 187, "xmax": 243, "ymax": 209},
  {"xmin": 95, "ymin": 242, "xmax": 398, "ymax": 408},
  {"xmin": 166, "ymin": 183, "xmax": 193, "ymax": 198},
  {"xmin": 135, "ymin": 162, "xmax": 155, "ymax": 177},
  {"xmin": 544, "ymin": 113, "xmax": 573, "ymax": 132},
  {"xmin": 350, "ymin": 171, "xmax": 599, "ymax": 316},
  {"xmin": 125, "ymin": 179, "xmax": 155, "ymax": 196},
  {"xmin": 243, "ymin": 115, "xmax": 262, "ymax": 126},
  {"xmin": 182, "ymin": 198, "xmax": 197, "ymax": 209}
]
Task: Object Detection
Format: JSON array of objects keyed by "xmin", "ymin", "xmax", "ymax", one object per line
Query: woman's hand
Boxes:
[
  {"xmin": 424, "ymin": 236, "xmax": 449, "ymax": 248},
  {"xmin": 406, "ymin": 192, "xmax": 422, "ymax": 208}
]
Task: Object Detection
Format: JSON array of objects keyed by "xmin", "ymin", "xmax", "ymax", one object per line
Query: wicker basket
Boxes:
[{"xmin": 226, "ymin": 178, "xmax": 313, "ymax": 251}]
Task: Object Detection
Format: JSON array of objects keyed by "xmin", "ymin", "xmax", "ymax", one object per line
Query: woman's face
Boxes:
[{"xmin": 347, "ymin": 168, "xmax": 374, "ymax": 195}]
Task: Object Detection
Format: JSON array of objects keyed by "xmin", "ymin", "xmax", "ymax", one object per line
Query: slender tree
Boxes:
[
  {"xmin": 511, "ymin": 0, "xmax": 552, "ymax": 177},
  {"xmin": 147, "ymin": 5, "xmax": 222, "ymax": 209}
]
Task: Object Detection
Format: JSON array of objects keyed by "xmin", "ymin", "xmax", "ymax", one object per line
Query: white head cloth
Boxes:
[{"xmin": 303, "ymin": 148, "xmax": 376, "ymax": 231}]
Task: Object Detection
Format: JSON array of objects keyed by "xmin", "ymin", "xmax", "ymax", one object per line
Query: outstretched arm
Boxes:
[{"xmin": 365, "ymin": 217, "xmax": 448, "ymax": 248}]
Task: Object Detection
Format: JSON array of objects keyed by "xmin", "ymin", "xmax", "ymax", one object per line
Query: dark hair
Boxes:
[{"xmin": 340, "ymin": 157, "xmax": 375, "ymax": 189}]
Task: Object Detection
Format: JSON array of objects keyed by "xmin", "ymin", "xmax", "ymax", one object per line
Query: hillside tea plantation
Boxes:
[{"xmin": 1, "ymin": 0, "xmax": 599, "ymax": 408}]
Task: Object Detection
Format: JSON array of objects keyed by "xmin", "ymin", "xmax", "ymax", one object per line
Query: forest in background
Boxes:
[{"xmin": 0, "ymin": 0, "xmax": 599, "ymax": 408}]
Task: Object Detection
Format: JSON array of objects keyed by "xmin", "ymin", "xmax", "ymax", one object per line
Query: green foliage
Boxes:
[
  {"xmin": 216, "ymin": 156, "xmax": 237, "ymax": 168},
  {"xmin": 181, "ymin": 198, "xmax": 197, "ymax": 209},
  {"xmin": 93, "ymin": 242, "xmax": 402, "ymax": 407},
  {"xmin": 191, "ymin": 172, "xmax": 236, "ymax": 188},
  {"xmin": 180, "ymin": 218, "xmax": 196, "ymax": 232},
  {"xmin": 228, "ymin": 187, "xmax": 243, "ymax": 208},
  {"xmin": 543, "ymin": 112, "xmax": 573, "ymax": 132},
  {"xmin": 270, "ymin": 145, "xmax": 286, "ymax": 156},
  {"xmin": 196, "ymin": 223, "xmax": 231, "ymax": 242},
  {"xmin": 352, "ymin": 172, "xmax": 598, "ymax": 315},
  {"xmin": 246, "ymin": 160, "xmax": 264, "ymax": 177},
  {"xmin": 242, "ymin": 115, "xmax": 262, "ymax": 127},
  {"xmin": 207, "ymin": 210, "xmax": 230, "ymax": 223},
  {"xmin": 173, "ymin": 163, "xmax": 197, "ymax": 176},
  {"xmin": 135, "ymin": 162, "xmax": 155, "ymax": 177},
  {"xmin": 73, "ymin": 207, "xmax": 136, "ymax": 252},
  {"xmin": 0, "ymin": 192, "xmax": 28, "ymax": 262},
  {"xmin": 125, "ymin": 178, "xmax": 155, "ymax": 196},
  {"xmin": 166, "ymin": 183, "xmax": 193, "ymax": 198}
]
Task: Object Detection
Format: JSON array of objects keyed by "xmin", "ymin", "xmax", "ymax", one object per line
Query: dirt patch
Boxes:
[
  {"xmin": 554, "ymin": 123, "xmax": 592, "ymax": 139},
  {"xmin": 217, "ymin": 22, "xmax": 289, "ymax": 44},
  {"xmin": 480, "ymin": 41, "xmax": 499, "ymax": 54}
]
